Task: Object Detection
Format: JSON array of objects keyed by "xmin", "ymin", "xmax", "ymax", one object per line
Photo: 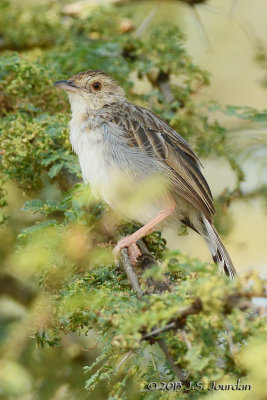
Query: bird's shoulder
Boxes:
[{"xmin": 106, "ymin": 101, "xmax": 199, "ymax": 163}]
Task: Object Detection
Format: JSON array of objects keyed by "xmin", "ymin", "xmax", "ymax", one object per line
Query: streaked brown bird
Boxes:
[{"xmin": 54, "ymin": 70, "xmax": 236, "ymax": 279}]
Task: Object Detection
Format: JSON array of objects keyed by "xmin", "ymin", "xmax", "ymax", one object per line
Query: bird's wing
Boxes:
[{"xmin": 108, "ymin": 101, "xmax": 215, "ymax": 220}]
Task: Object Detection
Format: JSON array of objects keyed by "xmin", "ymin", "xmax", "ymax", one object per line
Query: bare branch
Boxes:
[
  {"xmin": 135, "ymin": 7, "xmax": 158, "ymax": 38},
  {"xmin": 113, "ymin": 350, "xmax": 134, "ymax": 374},
  {"xmin": 157, "ymin": 71, "xmax": 175, "ymax": 104},
  {"xmin": 120, "ymin": 247, "xmax": 144, "ymax": 298},
  {"xmin": 142, "ymin": 322, "xmax": 177, "ymax": 340},
  {"xmin": 158, "ymin": 339, "xmax": 186, "ymax": 382},
  {"xmin": 142, "ymin": 299, "xmax": 203, "ymax": 340},
  {"xmin": 191, "ymin": 5, "xmax": 212, "ymax": 52},
  {"xmin": 146, "ymin": 70, "xmax": 175, "ymax": 105}
]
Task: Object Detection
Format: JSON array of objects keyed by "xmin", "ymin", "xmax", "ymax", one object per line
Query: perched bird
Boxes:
[{"xmin": 54, "ymin": 70, "xmax": 236, "ymax": 279}]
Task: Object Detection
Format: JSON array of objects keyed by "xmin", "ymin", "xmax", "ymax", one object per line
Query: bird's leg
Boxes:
[{"xmin": 114, "ymin": 200, "xmax": 176, "ymax": 263}]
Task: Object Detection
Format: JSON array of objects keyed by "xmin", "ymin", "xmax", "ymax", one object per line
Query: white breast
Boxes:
[
  {"xmin": 69, "ymin": 113, "xmax": 174, "ymax": 224},
  {"xmin": 70, "ymin": 118, "xmax": 113, "ymax": 191}
]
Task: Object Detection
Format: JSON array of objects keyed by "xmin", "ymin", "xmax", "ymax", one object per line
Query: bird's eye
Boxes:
[{"xmin": 92, "ymin": 81, "xmax": 102, "ymax": 91}]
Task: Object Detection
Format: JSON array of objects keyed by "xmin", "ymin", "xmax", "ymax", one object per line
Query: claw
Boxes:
[
  {"xmin": 128, "ymin": 243, "xmax": 142, "ymax": 264},
  {"xmin": 113, "ymin": 236, "xmax": 133, "ymax": 255},
  {"xmin": 113, "ymin": 235, "xmax": 141, "ymax": 264},
  {"xmin": 113, "ymin": 200, "xmax": 176, "ymax": 264}
]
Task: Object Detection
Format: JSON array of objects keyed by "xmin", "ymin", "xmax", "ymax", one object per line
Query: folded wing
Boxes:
[{"xmin": 108, "ymin": 101, "xmax": 215, "ymax": 221}]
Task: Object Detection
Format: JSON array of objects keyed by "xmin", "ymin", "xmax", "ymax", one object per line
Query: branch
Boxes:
[
  {"xmin": 141, "ymin": 293, "xmax": 258, "ymax": 343},
  {"xmin": 119, "ymin": 242, "xmax": 186, "ymax": 380},
  {"xmin": 190, "ymin": 5, "xmax": 212, "ymax": 52},
  {"xmin": 146, "ymin": 70, "xmax": 175, "ymax": 104},
  {"xmin": 135, "ymin": 7, "xmax": 158, "ymax": 38},
  {"xmin": 157, "ymin": 71, "xmax": 175, "ymax": 104},
  {"xmin": 141, "ymin": 299, "xmax": 202, "ymax": 340},
  {"xmin": 142, "ymin": 322, "xmax": 176, "ymax": 340},
  {"xmin": 120, "ymin": 247, "xmax": 144, "ymax": 298},
  {"xmin": 113, "ymin": 350, "xmax": 134, "ymax": 374},
  {"xmin": 157, "ymin": 339, "xmax": 186, "ymax": 382}
]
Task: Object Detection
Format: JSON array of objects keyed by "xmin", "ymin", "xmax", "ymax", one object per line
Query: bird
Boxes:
[{"xmin": 54, "ymin": 70, "xmax": 237, "ymax": 279}]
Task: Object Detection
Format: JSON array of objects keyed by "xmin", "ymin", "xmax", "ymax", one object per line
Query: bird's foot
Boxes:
[
  {"xmin": 128, "ymin": 243, "xmax": 142, "ymax": 264},
  {"xmin": 113, "ymin": 201, "xmax": 176, "ymax": 264},
  {"xmin": 113, "ymin": 236, "xmax": 141, "ymax": 264}
]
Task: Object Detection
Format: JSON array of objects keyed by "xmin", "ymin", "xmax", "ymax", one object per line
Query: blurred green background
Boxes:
[{"xmin": 0, "ymin": 0, "xmax": 267, "ymax": 399}]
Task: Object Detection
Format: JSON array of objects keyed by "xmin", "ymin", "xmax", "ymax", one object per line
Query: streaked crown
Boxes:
[{"xmin": 54, "ymin": 70, "xmax": 125, "ymax": 110}]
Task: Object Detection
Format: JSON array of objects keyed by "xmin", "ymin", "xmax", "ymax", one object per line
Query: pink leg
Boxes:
[{"xmin": 113, "ymin": 200, "xmax": 176, "ymax": 263}]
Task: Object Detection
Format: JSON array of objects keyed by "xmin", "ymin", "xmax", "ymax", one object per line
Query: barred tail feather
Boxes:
[{"xmin": 202, "ymin": 216, "xmax": 237, "ymax": 279}]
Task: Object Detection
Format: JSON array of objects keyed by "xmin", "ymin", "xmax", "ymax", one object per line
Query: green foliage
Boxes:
[
  {"xmin": 0, "ymin": 0, "xmax": 62, "ymax": 50},
  {"xmin": 0, "ymin": 1, "xmax": 267, "ymax": 399},
  {"xmin": 0, "ymin": 112, "xmax": 78, "ymax": 192},
  {"xmin": 37, "ymin": 257, "xmax": 266, "ymax": 399},
  {"xmin": 0, "ymin": 54, "xmax": 60, "ymax": 112}
]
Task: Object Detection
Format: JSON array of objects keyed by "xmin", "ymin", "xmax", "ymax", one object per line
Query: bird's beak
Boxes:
[{"xmin": 53, "ymin": 80, "xmax": 79, "ymax": 92}]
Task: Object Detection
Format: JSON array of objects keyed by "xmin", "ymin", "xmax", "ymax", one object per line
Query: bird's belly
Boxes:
[
  {"xmin": 75, "ymin": 136, "xmax": 173, "ymax": 225},
  {"xmin": 78, "ymin": 141, "xmax": 111, "ymax": 189}
]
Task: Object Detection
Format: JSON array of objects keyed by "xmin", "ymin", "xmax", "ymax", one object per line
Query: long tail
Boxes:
[{"xmin": 202, "ymin": 216, "xmax": 237, "ymax": 279}]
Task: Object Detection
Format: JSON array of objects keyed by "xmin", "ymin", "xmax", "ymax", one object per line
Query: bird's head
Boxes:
[{"xmin": 54, "ymin": 70, "xmax": 125, "ymax": 112}]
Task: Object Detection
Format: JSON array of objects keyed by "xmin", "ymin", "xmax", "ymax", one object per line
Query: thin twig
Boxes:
[
  {"xmin": 191, "ymin": 5, "xmax": 212, "ymax": 52},
  {"xmin": 200, "ymin": 3, "xmax": 225, "ymax": 16},
  {"xmin": 113, "ymin": 350, "xmax": 134, "ymax": 374},
  {"xmin": 135, "ymin": 7, "xmax": 158, "ymax": 38},
  {"xmin": 229, "ymin": 0, "xmax": 240, "ymax": 18},
  {"xmin": 224, "ymin": 318, "xmax": 234, "ymax": 355},
  {"xmin": 147, "ymin": 70, "xmax": 175, "ymax": 105},
  {"xmin": 142, "ymin": 300, "xmax": 202, "ymax": 340},
  {"xmin": 120, "ymin": 248, "xmax": 144, "ymax": 298},
  {"xmin": 158, "ymin": 338, "xmax": 186, "ymax": 382},
  {"xmin": 158, "ymin": 79, "xmax": 175, "ymax": 104},
  {"xmin": 142, "ymin": 322, "xmax": 177, "ymax": 340}
]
